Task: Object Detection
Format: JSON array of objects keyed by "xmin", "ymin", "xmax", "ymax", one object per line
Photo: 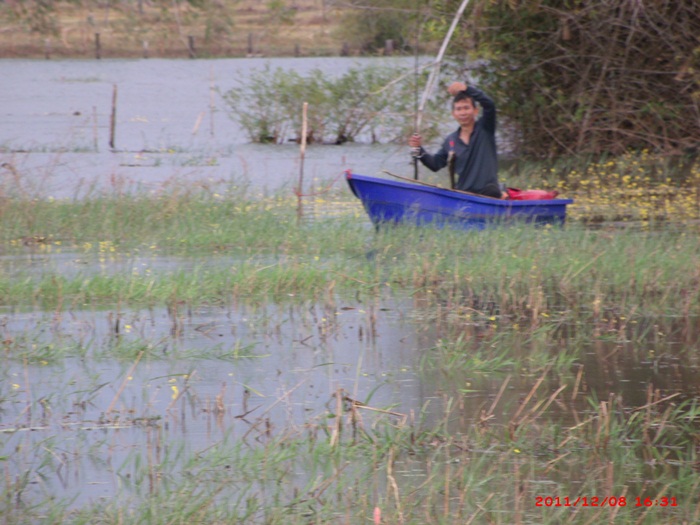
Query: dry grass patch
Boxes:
[{"xmin": 0, "ymin": 0, "xmax": 346, "ymax": 58}]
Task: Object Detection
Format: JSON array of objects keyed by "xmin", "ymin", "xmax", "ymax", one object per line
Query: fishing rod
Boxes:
[
  {"xmin": 414, "ymin": 0, "xmax": 473, "ymax": 134},
  {"xmin": 412, "ymin": 1, "xmax": 422, "ymax": 180}
]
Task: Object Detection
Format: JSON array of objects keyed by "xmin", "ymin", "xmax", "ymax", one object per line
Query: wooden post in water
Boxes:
[
  {"xmin": 296, "ymin": 102, "xmax": 308, "ymax": 223},
  {"xmin": 247, "ymin": 33, "xmax": 254, "ymax": 55},
  {"xmin": 44, "ymin": 39, "xmax": 51, "ymax": 59},
  {"xmin": 209, "ymin": 66, "xmax": 216, "ymax": 137},
  {"xmin": 95, "ymin": 33, "xmax": 101, "ymax": 59},
  {"xmin": 188, "ymin": 36, "xmax": 196, "ymax": 58},
  {"xmin": 109, "ymin": 84, "xmax": 117, "ymax": 150},
  {"xmin": 385, "ymin": 39, "xmax": 394, "ymax": 55},
  {"xmin": 294, "ymin": 43, "xmax": 300, "ymax": 57},
  {"xmin": 92, "ymin": 106, "xmax": 99, "ymax": 152},
  {"xmin": 143, "ymin": 40, "xmax": 149, "ymax": 59}
]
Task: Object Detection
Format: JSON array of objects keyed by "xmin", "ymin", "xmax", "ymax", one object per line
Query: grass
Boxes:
[
  {"xmin": 0, "ymin": 225, "xmax": 697, "ymax": 320},
  {"xmin": 0, "ymin": 0, "xmax": 351, "ymax": 59},
  {"xmin": 3, "ymin": 374, "xmax": 700, "ymax": 524},
  {"xmin": 503, "ymin": 151, "xmax": 700, "ymax": 224},
  {"xmin": 0, "ymin": 177, "xmax": 698, "ymax": 322},
  {"xmin": 1, "ymin": 153, "xmax": 700, "ymax": 523}
]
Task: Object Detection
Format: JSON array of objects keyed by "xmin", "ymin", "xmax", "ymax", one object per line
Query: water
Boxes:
[
  {"xmin": 2, "ymin": 58, "xmax": 699, "ymax": 518},
  {"xmin": 2, "ymin": 280, "xmax": 698, "ymax": 509},
  {"xmin": 0, "ymin": 293, "xmax": 429, "ymax": 506},
  {"xmin": 1, "ymin": 57, "xmax": 420, "ymax": 199}
]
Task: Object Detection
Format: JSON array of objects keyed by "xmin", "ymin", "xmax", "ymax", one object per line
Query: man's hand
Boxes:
[
  {"xmin": 447, "ymin": 81, "xmax": 467, "ymax": 96},
  {"xmin": 408, "ymin": 133, "xmax": 423, "ymax": 148}
]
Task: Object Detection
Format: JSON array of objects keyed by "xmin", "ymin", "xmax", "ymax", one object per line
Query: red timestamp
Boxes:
[
  {"xmin": 536, "ymin": 496, "xmax": 628, "ymax": 507},
  {"xmin": 535, "ymin": 496, "xmax": 679, "ymax": 508},
  {"xmin": 635, "ymin": 497, "xmax": 678, "ymax": 507}
]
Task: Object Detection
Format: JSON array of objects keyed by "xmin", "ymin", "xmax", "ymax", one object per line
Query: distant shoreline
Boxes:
[{"xmin": 0, "ymin": 1, "xmax": 414, "ymax": 60}]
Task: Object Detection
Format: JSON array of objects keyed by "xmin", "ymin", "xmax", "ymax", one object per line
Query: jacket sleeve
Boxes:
[
  {"xmin": 418, "ymin": 141, "xmax": 449, "ymax": 172},
  {"xmin": 466, "ymin": 86, "xmax": 496, "ymax": 134}
]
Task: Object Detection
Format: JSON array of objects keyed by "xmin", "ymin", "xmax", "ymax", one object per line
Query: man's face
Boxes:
[{"xmin": 452, "ymin": 99, "xmax": 478, "ymax": 127}]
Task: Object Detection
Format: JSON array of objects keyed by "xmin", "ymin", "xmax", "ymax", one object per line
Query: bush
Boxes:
[
  {"xmin": 221, "ymin": 64, "xmax": 442, "ymax": 144},
  {"xmin": 471, "ymin": 0, "xmax": 700, "ymax": 157}
]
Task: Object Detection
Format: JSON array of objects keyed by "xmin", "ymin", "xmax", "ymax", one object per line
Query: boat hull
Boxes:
[{"xmin": 346, "ymin": 172, "xmax": 573, "ymax": 230}]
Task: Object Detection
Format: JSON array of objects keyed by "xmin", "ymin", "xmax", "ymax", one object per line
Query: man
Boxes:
[{"xmin": 409, "ymin": 82, "xmax": 504, "ymax": 198}]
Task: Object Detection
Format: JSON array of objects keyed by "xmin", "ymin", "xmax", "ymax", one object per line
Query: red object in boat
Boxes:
[{"xmin": 506, "ymin": 187, "xmax": 559, "ymax": 200}]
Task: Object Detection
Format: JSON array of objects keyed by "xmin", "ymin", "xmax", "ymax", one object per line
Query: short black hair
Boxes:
[{"xmin": 452, "ymin": 91, "xmax": 476, "ymax": 109}]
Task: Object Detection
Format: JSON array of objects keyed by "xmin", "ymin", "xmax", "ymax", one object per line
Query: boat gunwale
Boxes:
[{"xmin": 346, "ymin": 172, "xmax": 574, "ymax": 207}]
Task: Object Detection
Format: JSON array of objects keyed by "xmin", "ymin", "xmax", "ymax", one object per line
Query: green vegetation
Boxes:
[
  {"xmin": 470, "ymin": 0, "xmax": 700, "ymax": 157},
  {"xmin": 2, "ymin": 164, "xmax": 700, "ymax": 522},
  {"xmin": 0, "ymin": 168, "xmax": 698, "ymax": 320},
  {"xmin": 2, "ymin": 3, "xmax": 699, "ymax": 518},
  {"xmin": 505, "ymin": 151, "xmax": 700, "ymax": 223},
  {"xmin": 3, "ymin": 0, "xmax": 696, "ymax": 159},
  {"xmin": 320, "ymin": 0, "xmax": 700, "ymax": 157},
  {"xmin": 3, "ymin": 367, "xmax": 700, "ymax": 523},
  {"xmin": 332, "ymin": 0, "xmax": 419, "ymax": 53},
  {"xmin": 221, "ymin": 64, "xmax": 437, "ymax": 144}
]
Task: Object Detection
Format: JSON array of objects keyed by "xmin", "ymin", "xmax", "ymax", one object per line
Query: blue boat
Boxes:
[{"xmin": 346, "ymin": 172, "xmax": 573, "ymax": 230}]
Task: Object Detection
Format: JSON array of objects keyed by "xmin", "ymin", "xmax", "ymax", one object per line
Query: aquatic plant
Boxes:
[
  {"xmin": 501, "ymin": 151, "xmax": 700, "ymax": 224},
  {"xmin": 2, "ymin": 154, "xmax": 700, "ymax": 524},
  {"xmin": 221, "ymin": 64, "xmax": 440, "ymax": 145},
  {"xmin": 3, "ymin": 373, "xmax": 700, "ymax": 524}
]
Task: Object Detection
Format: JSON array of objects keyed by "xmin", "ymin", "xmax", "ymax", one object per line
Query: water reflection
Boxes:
[
  {"xmin": 1, "ymin": 276, "xmax": 698, "ymax": 508},
  {"xmin": 1, "ymin": 297, "xmax": 427, "ymax": 507}
]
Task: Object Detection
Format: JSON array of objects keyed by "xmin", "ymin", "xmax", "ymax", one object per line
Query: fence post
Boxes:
[
  {"xmin": 188, "ymin": 36, "xmax": 196, "ymax": 58},
  {"xmin": 109, "ymin": 84, "xmax": 117, "ymax": 150},
  {"xmin": 385, "ymin": 39, "xmax": 394, "ymax": 55}
]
